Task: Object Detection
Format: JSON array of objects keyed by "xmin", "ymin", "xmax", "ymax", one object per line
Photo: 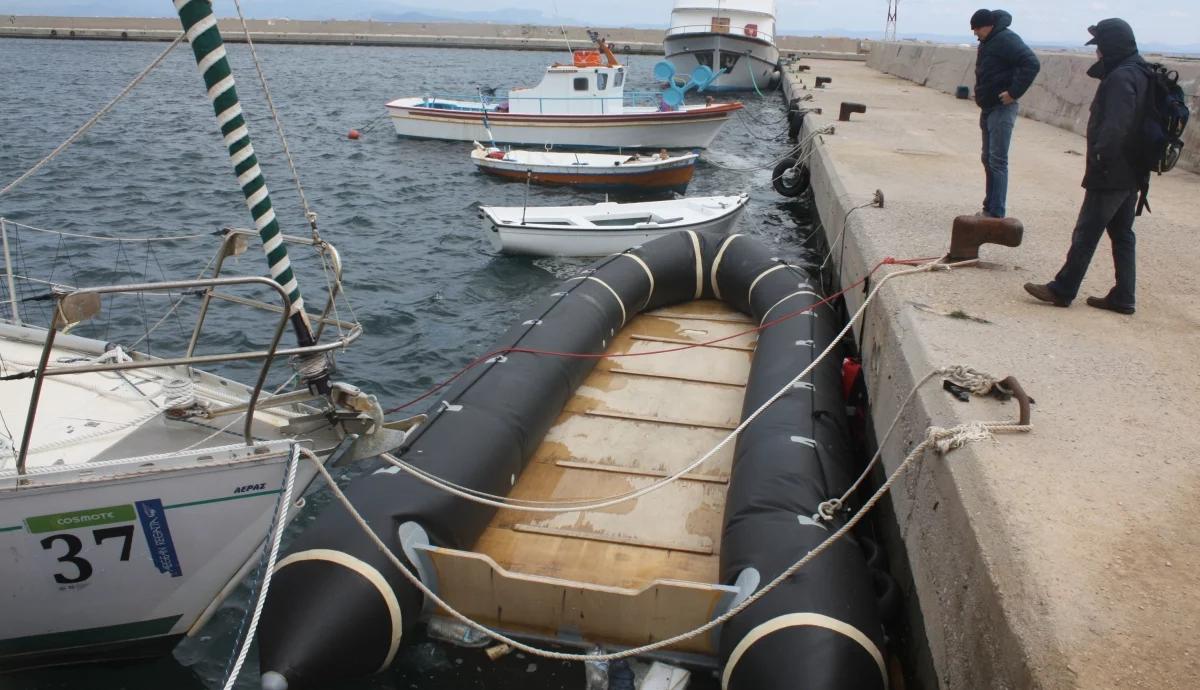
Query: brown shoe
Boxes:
[
  {"xmin": 1085, "ymin": 296, "xmax": 1134, "ymax": 315},
  {"xmin": 1024, "ymin": 283, "xmax": 1069, "ymax": 307}
]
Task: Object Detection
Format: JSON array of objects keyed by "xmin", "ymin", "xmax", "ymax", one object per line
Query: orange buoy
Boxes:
[{"xmin": 348, "ymin": 129, "xmax": 361, "ymax": 140}]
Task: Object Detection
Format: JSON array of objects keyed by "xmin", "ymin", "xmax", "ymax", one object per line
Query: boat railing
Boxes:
[
  {"xmin": 421, "ymin": 91, "xmax": 667, "ymax": 114},
  {"xmin": 664, "ymin": 23, "xmax": 776, "ymax": 45},
  {"xmin": 1, "ymin": 222, "xmax": 363, "ymax": 474}
]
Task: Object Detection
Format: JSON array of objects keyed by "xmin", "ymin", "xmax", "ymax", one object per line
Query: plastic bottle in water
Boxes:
[
  {"xmin": 584, "ymin": 646, "xmax": 609, "ymax": 690},
  {"xmin": 608, "ymin": 658, "xmax": 636, "ymax": 690}
]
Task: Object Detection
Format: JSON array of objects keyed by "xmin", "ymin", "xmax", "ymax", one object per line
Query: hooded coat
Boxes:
[
  {"xmin": 974, "ymin": 10, "xmax": 1041, "ymax": 109},
  {"xmin": 1083, "ymin": 18, "xmax": 1151, "ymax": 191}
]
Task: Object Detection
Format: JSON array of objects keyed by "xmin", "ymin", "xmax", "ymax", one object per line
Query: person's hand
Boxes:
[{"xmin": 1000, "ymin": 91, "xmax": 1015, "ymax": 105}]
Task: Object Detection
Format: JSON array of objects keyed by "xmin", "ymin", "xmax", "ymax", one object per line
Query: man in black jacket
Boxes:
[
  {"xmin": 972, "ymin": 9, "xmax": 1040, "ymax": 218},
  {"xmin": 1024, "ymin": 19, "xmax": 1149, "ymax": 315}
]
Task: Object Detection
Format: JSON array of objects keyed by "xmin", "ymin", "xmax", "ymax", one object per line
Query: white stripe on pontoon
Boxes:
[
  {"xmin": 274, "ymin": 549, "xmax": 404, "ymax": 672},
  {"xmin": 619, "ymin": 253, "xmax": 655, "ymax": 311},
  {"xmin": 760, "ymin": 290, "xmax": 821, "ymax": 326},
  {"xmin": 721, "ymin": 612, "xmax": 887, "ymax": 690},
  {"xmin": 687, "ymin": 231, "xmax": 703, "ymax": 300},
  {"xmin": 586, "ymin": 276, "xmax": 626, "ymax": 326},
  {"xmin": 709, "ymin": 234, "xmax": 741, "ymax": 302}
]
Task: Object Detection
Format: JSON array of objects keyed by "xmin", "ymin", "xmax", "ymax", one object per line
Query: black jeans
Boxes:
[{"xmin": 1048, "ymin": 188, "xmax": 1137, "ymax": 308}]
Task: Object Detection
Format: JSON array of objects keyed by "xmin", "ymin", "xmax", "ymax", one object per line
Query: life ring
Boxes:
[{"xmin": 772, "ymin": 157, "xmax": 810, "ymax": 197}]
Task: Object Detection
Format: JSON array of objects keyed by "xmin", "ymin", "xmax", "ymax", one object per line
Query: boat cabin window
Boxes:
[
  {"xmin": 695, "ymin": 52, "xmax": 714, "ymax": 69},
  {"xmin": 573, "ymin": 77, "xmax": 589, "ymax": 91},
  {"xmin": 597, "ymin": 73, "xmax": 608, "ymax": 90},
  {"xmin": 614, "ymin": 70, "xmax": 624, "ymax": 87},
  {"xmin": 719, "ymin": 51, "xmax": 741, "ymax": 71}
]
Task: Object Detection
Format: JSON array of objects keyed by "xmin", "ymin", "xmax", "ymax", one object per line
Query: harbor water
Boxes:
[{"xmin": 0, "ymin": 37, "xmax": 817, "ymax": 689}]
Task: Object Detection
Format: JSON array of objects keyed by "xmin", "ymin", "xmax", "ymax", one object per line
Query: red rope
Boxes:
[{"xmin": 383, "ymin": 256, "xmax": 939, "ymax": 415}]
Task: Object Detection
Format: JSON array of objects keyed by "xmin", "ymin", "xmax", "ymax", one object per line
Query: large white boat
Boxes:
[
  {"xmin": 479, "ymin": 194, "xmax": 749, "ymax": 256},
  {"xmin": 386, "ymin": 36, "xmax": 742, "ymax": 149},
  {"xmin": 663, "ymin": 0, "xmax": 782, "ymax": 93}
]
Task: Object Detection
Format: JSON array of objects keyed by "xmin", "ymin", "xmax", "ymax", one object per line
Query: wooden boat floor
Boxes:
[{"xmin": 474, "ymin": 300, "xmax": 755, "ymax": 590}]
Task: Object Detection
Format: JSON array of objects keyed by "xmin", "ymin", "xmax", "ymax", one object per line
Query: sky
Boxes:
[{"xmin": 1, "ymin": 1, "xmax": 1195, "ymax": 47}]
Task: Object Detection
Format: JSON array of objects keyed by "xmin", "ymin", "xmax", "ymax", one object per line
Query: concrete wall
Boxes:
[
  {"xmin": 867, "ymin": 41, "xmax": 1200, "ymax": 174},
  {"xmin": 0, "ymin": 15, "xmax": 868, "ymax": 58}
]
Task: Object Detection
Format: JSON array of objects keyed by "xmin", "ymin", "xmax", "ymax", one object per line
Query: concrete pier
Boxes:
[
  {"xmin": 0, "ymin": 16, "xmax": 869, "ymax": 59},
  {"xmin": 785, "ymin": 54, "xmax": 1199, "ymax": 689}
]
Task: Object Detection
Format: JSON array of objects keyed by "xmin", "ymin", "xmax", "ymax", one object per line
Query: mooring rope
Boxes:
[
  {"xmin": 0, "ymin": 34, "xmax": 185, "ymax": 199},
  {"xmin": 220, "ymin": 444, "xmax": 300, "ymax": 690},
  {"xmin": 374, "ymin": 259, "xmax": 984, "ymax": 513},
  {"xmin": 298, "ymin": 401, "xmax": 1029, "ymax": 664}
]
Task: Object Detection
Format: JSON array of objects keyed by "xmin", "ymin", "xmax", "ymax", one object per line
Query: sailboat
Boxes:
[{"xmin": 0, "ymin": 1, "xmax": 420, "ymax": 671}]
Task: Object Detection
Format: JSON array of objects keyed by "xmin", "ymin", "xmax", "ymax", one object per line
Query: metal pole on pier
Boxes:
[{"xmin": 170, "ymin": 0, "xmax": 329, "ymax": 391}]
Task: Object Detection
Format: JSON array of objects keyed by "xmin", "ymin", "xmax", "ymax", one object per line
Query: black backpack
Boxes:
[{"xmin": 1134, "ymin": 63, "xmax": 1189, "ymax": 215}]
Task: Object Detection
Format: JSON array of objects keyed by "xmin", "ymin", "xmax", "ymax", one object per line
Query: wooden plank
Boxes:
[
  {"xmin": 583, "ymin": 408, "xmax": 738, "ymax": 431},
  {"xmin": 554, "ymin": 459, "xmax": 727, "ymax": 484},
  {"xmin": 630, "ymin": 334, "xmax": 756, "ymax": 353},
  {"xmin": 512, "ymin": 523, "xmax": 714, "ymax": 555},
  {"xmin": 602, "ymin": 367, "xmax": 747, "ymax": 388},
  {"xmin": 420, "ymin": 544, "xmax": 734, "ymax": 655},
  {"xmin": 600, "ymin": 337, "xmax": 752, "ymax": 387}
]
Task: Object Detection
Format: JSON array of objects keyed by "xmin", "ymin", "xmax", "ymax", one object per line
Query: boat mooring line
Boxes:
[
  {"xmin": 720, "ymin": 612, "xmax": 887, "ymax": 690},
  {"xmin": 299, "ymin": 403, "xmax": 1031, "ymax": 664},
  {"xmin": 373, "ymin": 259, "xmax": 990, "ymax": 515},
  {"xmin": 709, "ymin": 234, "xmax": 742, "ymax": 301}
]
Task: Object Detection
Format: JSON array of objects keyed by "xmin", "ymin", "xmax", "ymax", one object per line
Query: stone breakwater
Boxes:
[{"xmin": 0, "ymin": 15, "xmax": 869, "ymax": 58}]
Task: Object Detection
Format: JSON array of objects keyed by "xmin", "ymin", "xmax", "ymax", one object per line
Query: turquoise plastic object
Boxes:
[
  {"xmin": 663, "ymin": 85, "xmax": 686, "ymax": 108},
  {"xmin": 653, "ymin": 60, "xmax": 677, "ymax": 83},
  {"xmin": 691, "ymin": 65, "xmax": 716, "ymax": 89}
]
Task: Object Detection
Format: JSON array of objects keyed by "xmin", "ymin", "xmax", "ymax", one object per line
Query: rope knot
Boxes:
[
  {"xmin": 940, "ymin": 365, "xmax": 999, "ymax": 396},
  {"xmin": 815, "ymin": 498, "xmax": 843, "ymax": 523},
  {"xmin": 926, "ymin": 422, "xmax": 993, "ymax": 455}
]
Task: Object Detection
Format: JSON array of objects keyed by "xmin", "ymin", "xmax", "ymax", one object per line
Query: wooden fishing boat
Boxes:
[
  {"xmin": 258, "ymin": 231, "xmax": 888, "ymax": 690},
  {"xmin": 470, "ymin": 144, "xmax": 699, "ymax": 195},
  {"xmin": 385, "ymin": 36, "xmax": 742, "ymax": 149},
  {"xmin": 479, "ymin": 194, "xmax": 749, "ymax": 257}
]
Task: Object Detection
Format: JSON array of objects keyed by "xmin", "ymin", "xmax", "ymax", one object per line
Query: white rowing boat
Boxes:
[{"xmin": 479, "ymin": 194, "xmax": 749, "ymax": 257}]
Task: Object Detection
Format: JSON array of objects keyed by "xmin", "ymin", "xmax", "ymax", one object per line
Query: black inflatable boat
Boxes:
[{"xmin": 257, "ymin": 230, "xmax": 887, "ymax": 690}]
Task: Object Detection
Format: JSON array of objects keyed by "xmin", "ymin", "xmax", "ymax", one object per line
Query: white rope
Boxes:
[
  {"xmin": 231, "ymin": 0, "xmax": 318, "ymax": 236},
  {"xmin": 0, "ymin": 34, "xmax": 185, "ymax": 198},
  {"xmin": 0, "ymin": 218, "xmax": 210, "ymax": 243},
  {"xmin": 374, "ymin": 260, "xmax": 980, "ymax": 513},
  {"xmin": 221, "ymin": 444, "xmax": 301, "ymax": 690},
  {"xmin": 302, "ymin": 414, "xmax": 1029, "ymax": 663}
]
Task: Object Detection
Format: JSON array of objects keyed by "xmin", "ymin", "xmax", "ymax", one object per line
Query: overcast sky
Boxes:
[{"xmin": 2, "ymin": 1, "xmax": 1194, "ymax": 46}]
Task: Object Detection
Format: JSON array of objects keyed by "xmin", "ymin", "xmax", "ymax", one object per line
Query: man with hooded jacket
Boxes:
[
  {"xmin": 1024, "ymin": 19, "xmax": 1150, "ymax": 315},
  {"xmin": 971, "ymin": 9, "xmax": 1040, "ymax": 219}
]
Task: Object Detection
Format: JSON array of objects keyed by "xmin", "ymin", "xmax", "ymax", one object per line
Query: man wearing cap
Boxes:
[
  {"xmin": 1024, "ymin": 19, "xmax": 1149, "ymax": 315},
  {"xmin": 971, "ymin": 9, "xmax": 1040, "ymax": 219}
]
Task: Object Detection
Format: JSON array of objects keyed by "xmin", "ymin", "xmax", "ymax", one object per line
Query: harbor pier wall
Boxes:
[
  {"xmin": 783, "ymin": 58, "xmax": 1199, "ymax": 690},
  {"xmin": 866, "ymin": 41, "xmax": 1200, "ymax": 175}
]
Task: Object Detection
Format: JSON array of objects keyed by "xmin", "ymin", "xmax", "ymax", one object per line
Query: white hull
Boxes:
[
  {"xmin": 481, "ymin": 194, "xmax": 749, "ymax": 257},
  {"xmin": 0, "ymin": 441, "xmax": 312, "ymax": 668},
  {"xmin": 386, "ymin": 99, "xmax": 740, "ymax": 149},
  {"xmin": 664, "ymin": 33, "xmax": 781, "ymax": 92}
]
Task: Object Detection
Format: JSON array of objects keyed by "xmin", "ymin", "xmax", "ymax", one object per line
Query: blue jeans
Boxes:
[
  {"xmin": 1047, "ymin": 189, "xmax": 1138, "ymax": 308},
  {"xmin": 980, "ymin": 102, "xmax": 1019, "ymax": 218}
]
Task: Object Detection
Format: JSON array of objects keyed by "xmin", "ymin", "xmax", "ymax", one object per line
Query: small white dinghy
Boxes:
[
  {"xmin": 479, "ymin": 193, "xmax": 749, "ymax": 257},
  {"xmin": 471, "ymin": 144, "xmax": 699, "ymax": 195}
]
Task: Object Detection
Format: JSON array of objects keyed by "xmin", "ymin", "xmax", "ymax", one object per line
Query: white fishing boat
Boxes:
[
  {"xmin": 470, "ymin": 143, "xmax": 699, "ymax": 194},
  {"xmin": 663, "ymin": 0, "xmax": 782, "ymax": 93},
  {"xmin": 479, "ymin": 194, "xmax": 749, "ymax": 256},
  {"xmin": 0, "ymin": 3, "xmax": 420, "ymax": 672},
  {"xmin": 386, "ymin": 35, "xmax": 743, "ymax": 149}
]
